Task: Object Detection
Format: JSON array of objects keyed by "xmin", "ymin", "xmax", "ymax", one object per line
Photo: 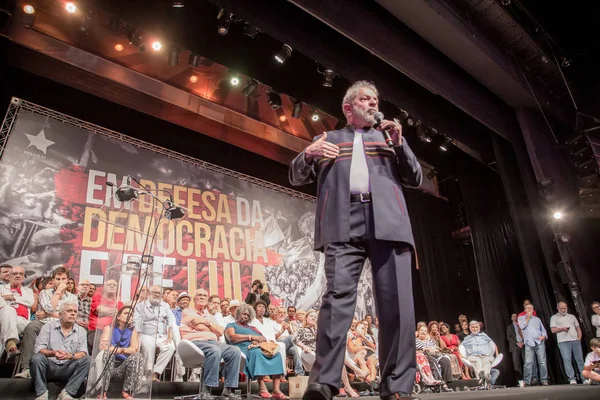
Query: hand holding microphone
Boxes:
[{"xmin": 373, "ymin": 112, "xmax": 402, "ymax": 147}]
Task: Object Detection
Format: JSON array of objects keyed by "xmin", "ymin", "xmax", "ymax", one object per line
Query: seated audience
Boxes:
[
  {"xmin": 272, "ymin": 305, "xmax": 304, "ymax": 377},
  {"xmin": 181, "ymin": 288, "xmax": 240, "ymax": 393},
  {"xmin": 75, "ymin": 280, "xmax": 91, "ymax": 330},
  {"xmin": 249, "ymin": 300, "xmax": 287, "ymax": 372},
  {"xmin": 224, "ymin": 299, "xmax": 241, "ymax": 325},
  {"xmin": 355, "ymin": 321, "xmax": 379, "ymax": 387},
  {"xmin": 415, "ymin": 325, "xmax": 453, "ymax": 392},
  {"xmin": 591, "ymin": 302, "xmax": 600, "ymax": 338},
  {"xmin": 225, "ymin": 304, "xmax": 286, "ymax": 399},
  {"xmin": 0, "ymin": 264, "xmax": 11, "ymax": 285},
  {"xmin": 461, "ymin": 321, "xmax": 496, "ymax": 384},
  {"xmin": 582, "ymin": 338, "xmax": 600, "ymax": 384},
  {"xmin": 293, "ymin": 309, "xmax": 306, "ymax": 332},
  {"xmin": 88, "ymin": 279, "xmax": 123, "ymax": 352},
  {"xmin": 91, "ymin": 306, "xmax": 144, "ymax": 399},
  {"xmin": 457, "ymin": 320, "xmax": 470, "ymax": 341},
  {"xmin": 428, "ymin": 321, "xmax": 441, "ymax": 347},
  {"xmin": 179, "ymin": 289, "xmax": 234, "ymax": 386},
  {"xmin": 66, "ymin": 278, "xmax": 77, "ymax": 295},
  {"xmin": 0, "ymin": 265, "xmax": 34, "ymax": 358},
  {"xmin": 415, "ymin": 351, "xmax": 443, "ymax": 386},
  {"xmin": 16, "ymin": 267, "xmax": 77, "ymax": 379},
  {"xmin": 172, "ymin": 292, "xmax": 190, "ymax": 326},
  {"xmin": 439, "ymin": 322, "xmax": 470, "ymax": 380},
  {"xmin": 166, "ymin": 290, "xmax": 178, "ymax": 310},
  {"xmin": 220, "ymin": 297, "xmax": 231, "ymax": 322},
  {"xmin": 87, "ymin": 284, "xmax": 96, "ymax": 299},
  {"xmin": 31, "ymin": 302, "xmax": 91, "ymax": 400},
  {"xmin": 134, "ymin": 285, "xmax": 176, "ymax": 381}
]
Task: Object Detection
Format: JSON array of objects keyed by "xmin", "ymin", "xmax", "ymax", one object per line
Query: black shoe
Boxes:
[
  {"xmin": 221, "ymin": 388, "xmax": 242, "ymax": 400},
  {"xmin": 303, "ymin": 383, "xmax": 334, "ymax": 400},
  {"xmin": 380, "ymin": 393, "xmax": 421, "ymax": 400}
]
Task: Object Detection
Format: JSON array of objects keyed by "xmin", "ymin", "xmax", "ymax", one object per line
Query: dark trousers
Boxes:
[
  {"xmin": 510, "ymin": 347, "xmax": 523, "ymax": 378},
  {"xmin": 309, "ymin": 202, "xmax": 416, "ymax": 396},
  {"xmin": 30, "ymin": 353, "xmax": 91, "ymax": 397}
]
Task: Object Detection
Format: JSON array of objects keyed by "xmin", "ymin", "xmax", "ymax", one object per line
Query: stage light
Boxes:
[
  {"xmin": 322, "ymin": 69, "xmax": 335, "ymax": 87},
  {"xmin": 114, "ymin": 44, "xmax": 124, "ymax": 52},
  {"xmin": 292, "ymin": 100, "xmax": 302, "ymax": 119},
  {"xmin": 417, "ymin": 125, "xmax": 433, "ymax": 143},
  {"xmin": 190, "ymin": 75, "xmax": 198, "ymax": 83},
  {"xmin": 553, "ymin": 211, "xmax": 563, "ymax": 220},
  {"xmin": 152, "ymin": 41, "xmax": 162, "ymax": 51},
  {"xmin": 268, "ymin": 91, "xmax": 282, "ymax": 110},
  {"xmin": 230, "ymin": 74, "xmax": 240, "ymax": 86},
  {"xmin": 23, "ymin": 5, "xmax": 35, "ymax": 14},
  {"xmin": 243, "ymin": 23, "xmax": 259, "ymax": 38},
  {"xmin": 65, "ymin": 2, "xmax": 77, "ymax": 13},
  {"xmin": 279, "ymin": 115, "xmax": 287, "ymax": 122},
  {"xmin": 501, "ymin": 0, "xmax": 511, "ymax": 5},
  {"xmin": 439, "ymin": 136, "xmax": 452, "ymax": 151},
  {"xmin": 406, "ymin": 117, "xmax": 419, "ymax": 127},
  {"xmin": 217, "ymin": 8, "xmax": 232, "ymax": 36},
  {"xmin": 168, "ymin": 46, "xmax": 179, "ymax": 66},
  {"xmin": 172, "ymin": 1, "xmax": 185, "ymax": 7},
  {"xmin": 242, "ymin": 79, "xmax": 258, "ymax": 97},
  {"xmin": 561, "ymin": 57, "xmax": 571, "ymax": 67},
  {"xmin": 189, "ymin": 53, "xmax": 200, "ymax": 67},
  {"xmin": 311, "ymin": 111, "xmax": 320, "ymax": 122},
  {"xmin": 397, "ymin": 109, "xmax": 409, "ymax": 123},
  {"xmin": 275, "ymin": 44, "xmax": 292, "ymax": 64}
]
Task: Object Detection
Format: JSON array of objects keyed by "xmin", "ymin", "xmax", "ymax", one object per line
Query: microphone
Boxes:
[
  {"xmin": 107, "ymin": 176, "xmax": 138, "ymax": 202},
  {"xmin": 373, "ymin": 112, "xmax": 394, "ymax": 147}
]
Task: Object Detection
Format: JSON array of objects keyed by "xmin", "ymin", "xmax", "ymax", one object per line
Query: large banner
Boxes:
[{"xmin": 0, "ymin": 101, "xmax": 375, "ymax": 316}]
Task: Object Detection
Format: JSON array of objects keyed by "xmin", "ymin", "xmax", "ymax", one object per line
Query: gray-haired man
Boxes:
[{"xmin": 31, "ymin": 301, "xmax": 91, "ymax": 400}]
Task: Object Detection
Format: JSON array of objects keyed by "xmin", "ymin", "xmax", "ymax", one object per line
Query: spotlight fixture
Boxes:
[
  {"xmin": 152, "ymin": 41, "xmax": 162, "ymax": 51},
  {"xmin": 406, "ymin": 117, "xmax": 419, "ymax": 127},
  {"xmin": 189, "ymin": 75, "xmax": 198, "ymax": 83},
  {"xmin": 172, "ymin": 1, "xmax": 185, "ymax": 7},
  {"xmin": 65, "ymin": 2, "xmax": 77, "ymax": 13},
  {"xmin": 321, "ymin": 69, "xmax": 335, "ymax": 87},
  {"xmin": 561, "ymin": 57, "xmax": 571, "ymax": 67},
  {"xmin": 267, "ymin": 91, "xmax": 282, "ymax": 110},
  {"xmin": 311, "ymin": 111, "xmax": 320, "ymax": 122},
  {"xmin": 553, "ymin": 211, "xmax": 563, "ymax": 220},
  {"xmin": 114, "ymin": 44, "xmax": 124, "ymax": 52},
  {"xmin": 23, "ymin": 5, "xmax": 35, "ymax": 14},
  {"xmin": 541, "ymin": 54, "xmax": 549, "ymax": 63},
  {"xmin": 416, "ymin": 125, "xmax": 433, "ymax": 143},
  {"xmin": 242, "ymin": 79, "xmax": 259, "ymax": 97},
  {"xmin": 501, "ymin": 0, "xmax": 511, "ymax": 5},
  {"xmin": 439, "ymin": 135, "xmax": 452, "ymax": 152},
  {"xmin": 279, "ymin": 115, "xmax": 287, "ymax": 122},
  {"xmin": 292, "ymin": 100, "xmax": 303, "ymax": 119},
  {"xmin": 397, "ymin": 109, "xmax": 409, "ymax": 123},
  {"xmin": 230, "ymin": 73, "xmax": 240, "ymax": 86},
  {"xmin": 168, "ymin": 46, "xmax": 179, "ymax": 66},
  {"xmin": 243, "ymin": 22, "xmax": 259, "ymax": 38},
  {"xmin": 274, "ymin": 44, "xmax": 292, "ymax": 64},
  {"xmin": 217, "ymin": 8, "xmax": 232, "ymax": 36},
  {"xmin": 189, "ymin": 53, "xmax": 200, "ymax": 67}
]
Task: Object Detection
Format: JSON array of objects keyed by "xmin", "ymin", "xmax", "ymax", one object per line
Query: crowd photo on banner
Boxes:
[{"xmin": 1, "ymin": 107, "xmax": 600, "ymax": 400}]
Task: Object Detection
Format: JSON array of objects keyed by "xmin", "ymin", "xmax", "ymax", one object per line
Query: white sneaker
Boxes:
[
  {"xmin": 58, "ymin": 389, "xmax": 75, "ymax": 400},
  {"xmin": 15, "ymin": 369, "xmax": 31, "ymax": 379},
  {"xmin": 35, "ymin": 391, "xmax": 48, "ymax": 400},
  {"xmin": 569, "ymin": 379, "xmax": 577, "ymax": 385},
  {"xmin": 584, "ymin": 379, "xmax": 591, "ymax": 385},
  {"xmin": 189, "ymin": 373, "xmax": 200, "ymax": 382}
]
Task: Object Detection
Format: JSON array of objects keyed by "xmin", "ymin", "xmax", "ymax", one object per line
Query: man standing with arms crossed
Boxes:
[{"xmin": 289, "ymin": 81, "xmax": 422, "ymax": 400}]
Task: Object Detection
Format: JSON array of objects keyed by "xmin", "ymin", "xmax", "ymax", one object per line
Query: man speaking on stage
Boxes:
[{"xmin": 289, "ymin": 81, "xmax": 422, "ymax": 400}]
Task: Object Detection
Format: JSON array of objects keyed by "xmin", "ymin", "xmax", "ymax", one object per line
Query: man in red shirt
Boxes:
[
  {"xmin": 0, "ymin": 265, "xmax": 34, "ymax": 358},
  {"xmin": 87, "ymin": 279, "xmax": 122, "ymax": 352}
]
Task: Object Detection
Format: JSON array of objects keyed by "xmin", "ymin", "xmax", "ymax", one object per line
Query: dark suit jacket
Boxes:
[
  {"xmin": 506, "ymin": 323, "xmax": 520, "ymax": 353},
  {"xmin": 244, "ymin": 291, "xmax": 270, "ymax": 306},
  {"xmin": 289, "ymin": 126, "xmax": 422, "ymax": 251}
]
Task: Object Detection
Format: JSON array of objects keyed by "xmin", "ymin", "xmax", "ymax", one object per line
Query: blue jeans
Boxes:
[
  {"xmin": 558, "ymin": 340, "xmax": 584, "ymax": 381},
  {"xmin": 30, "ymin": 353, "xmax": 91, "ymax": 397},
  {"xmin": 192, "ymin": 340, "xmax": 241, "ymax": 388},
  {"xmin": 523, "ymin": 341, "xmax": 548, "ymax": 384},
  {"xmin": 277, "ymin": 335, "xmax": 304, "ymax": 376}
]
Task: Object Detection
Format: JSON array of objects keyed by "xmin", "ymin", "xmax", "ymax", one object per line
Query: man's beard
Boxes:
[
  {"xmin": 149, "ymin": 297, "xmax": 161, "ymax": 306},
  {"xmin": 353, "ymin": 106, "xmax": 376, "ymax": 126}
]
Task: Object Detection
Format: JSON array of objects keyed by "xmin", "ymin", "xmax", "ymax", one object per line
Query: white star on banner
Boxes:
[{"xmin": 25, "ymin": 129, "xmax": 55, "ymax": 154}]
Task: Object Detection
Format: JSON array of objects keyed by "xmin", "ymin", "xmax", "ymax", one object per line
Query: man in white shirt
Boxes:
[
  {"xmin": 0, "ymin": 265, "xmax": 34, "ymax": 358},
  {"xmin": 208, "ymin": 294, "xmax": 227, "ymax": 329},
  {"xmin": 223, "ymin": 299, "xmax": 240, "ymax": 325},
  {"xmin": 134, "ymin": 285, "xmax": 176, "ymax": 381},
  {"xmin": 550, "ymin": 302, "xmax": 584, "ymax": 384},
  {"xmin": 272, "ymin": 306, "xmax": 304, "ymax": 376}
]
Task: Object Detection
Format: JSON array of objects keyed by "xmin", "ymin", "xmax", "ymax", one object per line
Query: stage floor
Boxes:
[{"xmin": 0, "ymin": 379, "xmax": 597, "ymax": 399}]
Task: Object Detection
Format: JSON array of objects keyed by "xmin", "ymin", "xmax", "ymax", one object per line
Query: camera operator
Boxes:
[{"xmin": 244, "ymin": 279, "xmax": 270, "ymax": 307}]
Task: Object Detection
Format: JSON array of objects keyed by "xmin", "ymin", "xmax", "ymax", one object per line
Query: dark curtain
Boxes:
[
  {"xmin": 493, "ymin": 134, "xmax": 567, "ymax": 383},
  {"xmin": 405, "ymin": 190, "xmax": 482, "ymax": 326},
  {"xmin": 457, "ymin": 156, "xmax": 529, "ymax": 385}
]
